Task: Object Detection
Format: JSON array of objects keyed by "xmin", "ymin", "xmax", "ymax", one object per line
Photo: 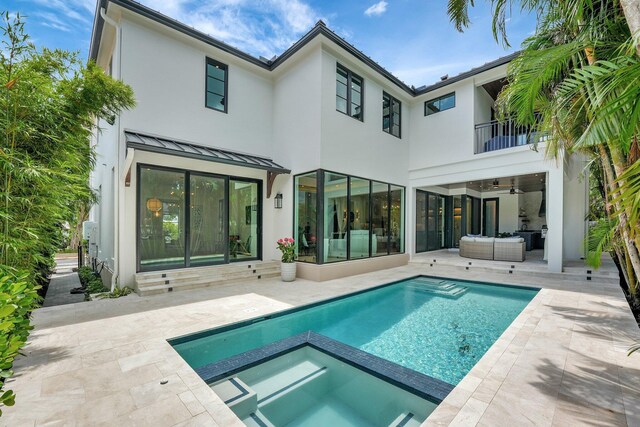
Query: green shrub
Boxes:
[
  {"xmin": 0, "ymin": 269, "xmax": 41, "ymax": 415},
  {"xmin": 77, "ymin": 267, "xmax": 94, "ymax": 286},
  {"xmin": 85, "ymin": 277, "xmax": 108, "ymax": 294},
  {"xmin": 97, "ymin": 287, "xmax": 133, "ymax": 299}
]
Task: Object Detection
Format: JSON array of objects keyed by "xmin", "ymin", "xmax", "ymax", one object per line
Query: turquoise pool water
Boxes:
[{"xmin": 172, "ymin": 276, "xmax": 538, "ymax": 385}]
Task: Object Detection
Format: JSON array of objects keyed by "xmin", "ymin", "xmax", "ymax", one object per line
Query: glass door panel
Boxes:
[
  {"xmin": 349, "ymin": 178, "xmax": 371, "ymax": 259},
  {"xmin": 483, "ymin": 198, "xmax": 499, "ymax": 237},
  {"xmin": 229, "ymin": 180, "xmax": 260, "ymax": 260},
  {"xmin": 389, "ymin": 186, "xmax": 404, "ymax": 254},
  {"xmin": 372, "ymin": 182, "xmax": 390, "ymax": 256},
  {"xmin": 139, "ymin": 168, "xmax": 186, "ymax": 270},
  {"xmin": 189, "ymin": 174, "xmax": 226, "ymax": 266},
  {"xmin": 438, "ymin": 195, "xmax": 446, "ymax": 248},
  {"xmin": 453, "ymin": 195, "xmax": 462, "ymax": 247},
  {"xmin": 416, "ymin": 192, "xmax": 427, "ymax": 253},
  {"xmin": 427, "ymin": 193, "xmax": 438, "ymax": 251},
  {"xmin": 324, "ymin": 172, "xmax": 348, "ymax": 262},
  {"xmin": 294, "ymin": 172, "xmax": 318, "ymax": 262}
]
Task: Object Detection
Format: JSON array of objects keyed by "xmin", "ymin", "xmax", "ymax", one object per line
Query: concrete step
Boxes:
[
  {"xmin": 135, "ymin": 261, "xmax": 281, "ymax": 296},
  {"xmin": 137, "ymin": 272, "xmax": 281, "ymax": 296},
  {"xmin": 136, "ymin": 265, "xmax": 280, "ymax": 287},
  {"xmin": 136, "ymin": 261, "xmax": 280, "ymax": 281}
]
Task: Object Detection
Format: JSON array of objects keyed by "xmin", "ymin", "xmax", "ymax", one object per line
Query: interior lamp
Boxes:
[{"xmin": 146, "ymin": 198, "xmax": 162, "ymax": 217}]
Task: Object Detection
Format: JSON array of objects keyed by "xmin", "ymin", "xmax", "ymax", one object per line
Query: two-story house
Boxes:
[{"xmin": 88, "ymin": 0, "xmax": 588, "ymax": 293}]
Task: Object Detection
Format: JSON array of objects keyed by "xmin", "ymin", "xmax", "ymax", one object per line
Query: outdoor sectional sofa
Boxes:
[{"xmin": 459, "ymin": 236, "xmax": 526, "ymax": 262}]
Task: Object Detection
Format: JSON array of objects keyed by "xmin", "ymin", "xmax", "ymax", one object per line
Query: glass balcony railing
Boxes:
[{"xmin": 474, "ymin": 118, "xmax": 547, "ymax": 154}]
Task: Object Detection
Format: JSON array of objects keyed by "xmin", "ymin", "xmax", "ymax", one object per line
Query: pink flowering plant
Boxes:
[{"xmin": 276, "ymin": 237, "xmax": 296, "ymax": 263}]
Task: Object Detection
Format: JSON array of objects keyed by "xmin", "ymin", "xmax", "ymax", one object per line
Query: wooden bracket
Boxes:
[
  {"xmin": 266, "ymin": 171, "xmax": 281, "ymax": 198},
  {"xmin": 125, "ymin": 169, "xmax": 131, "ymax": 187}
]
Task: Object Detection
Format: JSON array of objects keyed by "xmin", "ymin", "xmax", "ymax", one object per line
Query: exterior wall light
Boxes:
[{"xmin": 274, "ymin": 193, "xmax": 283, "ymax": 209}]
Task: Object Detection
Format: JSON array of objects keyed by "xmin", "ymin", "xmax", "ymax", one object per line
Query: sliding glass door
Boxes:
[
  {"xmin": 415, "ymin": 190, "xmax": 445, "ymax": 253},
  {"xmin": 139, "ymin": 168, "xmax": 187, "ymax": 269},
  {"xmin": 138, "ymin": 165, "xmax": 261, "ymax": 272},
  {"xmin": 483, "ymin": 198, "xmax": 499, "ymax": 237},
  {"xmin": 189, "ymin": 174, "xmax": 226, "ymax": 266}
]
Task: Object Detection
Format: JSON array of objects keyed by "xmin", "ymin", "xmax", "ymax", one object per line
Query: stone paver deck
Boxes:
[{"xmin": 3, "ymin": 262, "xmax": 639, "ymax": 426}]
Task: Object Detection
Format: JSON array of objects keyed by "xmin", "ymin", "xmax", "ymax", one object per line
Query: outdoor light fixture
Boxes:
[
  {"xmin": 274, "ymin": 193, "xmax": 283, "ymax": 209},
  {"xmin": 146, "ymin": 198, "xmax": 162, "ymax": 217}
]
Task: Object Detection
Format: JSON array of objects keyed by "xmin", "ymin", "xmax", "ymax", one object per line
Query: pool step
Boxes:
[
  {"xmin": 390, "ymin": 412, "xmax": 422, "ymax": 427},
  {"xmin": 210, "ymin": 377, "xmax": 257, "ymax": 419},
  {"xmin": 243, "ymin": 410, "xmax": 275, "ymax": 427},
  {"xmin": 256, "ymin": 364, "xmax": 328, "ymax": 407},
  {"xmin": 408, "ymin": 279, "xmax": 468, "ymax": 298}
]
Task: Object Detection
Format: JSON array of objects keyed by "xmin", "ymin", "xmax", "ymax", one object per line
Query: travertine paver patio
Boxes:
[{"xmin": 3, "ymin": 262, "xmax": 639, "ymax": 426}]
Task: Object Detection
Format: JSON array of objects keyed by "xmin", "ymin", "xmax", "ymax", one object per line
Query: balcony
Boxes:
[{"xmin": 474, "ymin": 118, "xmax": 546, "ymax": 154}]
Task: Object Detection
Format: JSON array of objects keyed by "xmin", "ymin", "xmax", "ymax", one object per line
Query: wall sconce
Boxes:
[
  {"xmin": 274, "ymin": 193, "xmax": 283, "ymax": 209},
  {"xmin": 146, "ymin": 198, "xmax": 162, "ymax": 217}
]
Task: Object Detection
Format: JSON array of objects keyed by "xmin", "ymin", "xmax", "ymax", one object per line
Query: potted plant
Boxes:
[{"xmin": 276, "ymin": 237, "xmax": 296, "ymax": 282}]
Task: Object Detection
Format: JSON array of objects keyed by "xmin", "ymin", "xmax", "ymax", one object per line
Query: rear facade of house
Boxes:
[{"xmin": 88, "ymin": 0, "xmax": 588, "ymax": 293}]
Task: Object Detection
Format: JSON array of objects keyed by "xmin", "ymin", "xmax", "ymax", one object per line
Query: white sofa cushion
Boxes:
[
  {"xmin": 497, "ymin": 237, "xmax": 525, "ymax": 243},
  {"xmin": 460, "ymin": 236, "xmax": 475, "ymax": 242},
  {"xmin": 475, "ymin": 237, "xmax": 495, "ymax": 243}
]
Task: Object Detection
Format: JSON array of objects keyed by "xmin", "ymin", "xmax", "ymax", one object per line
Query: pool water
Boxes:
[
  {"xmin": 173, "ymin": 276, "xmax": 538, "ymax": 385},
  {"xmin": 211, "ymin": 346, "xmax": 436, "ymax": 426}
]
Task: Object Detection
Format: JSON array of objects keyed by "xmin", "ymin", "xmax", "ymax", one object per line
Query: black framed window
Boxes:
[
  {"xmin": 425, "ymin": 92, "xmax": 455, "ymax": 116},
  {"xmin": 382, "ymin": 92, "xmax": 401, "ymax": 138},
  {"xmin": 293, "ymin": 169, "xmax": 405, "ymax": 264},
  {"xmin": 336, "ymin": 64, "xmax": 363, "ymax": 120},
  {"xmin": 205, "ymin": 58, "xmax": 228, "ymax": 113},
  {"xmin": 137, "ymin": 164, "xmax": 261, "ymax": 272}
]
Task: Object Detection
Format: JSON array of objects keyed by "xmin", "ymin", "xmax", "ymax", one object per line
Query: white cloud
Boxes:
[
  {"xmin": 364, "ymin": 1, "xmax": 388, "ymax": 17},
  {"xmin": 24, "ymin": 0, "xmax": 321, "ymax": 59},
  {"xmin": 145, "ymin": 0, "xmax": 321, "ymax": 58}
]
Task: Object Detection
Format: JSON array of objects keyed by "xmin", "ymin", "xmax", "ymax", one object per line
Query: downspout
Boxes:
[{"xmin": 101, "ymin": 7, "xmax": 123, "ymax": 290}]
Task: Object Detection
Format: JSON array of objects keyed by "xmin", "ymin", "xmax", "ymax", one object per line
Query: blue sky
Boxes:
[{"xmin": 4, "ymin": 0, "xmax": 537, "ymax": 87}]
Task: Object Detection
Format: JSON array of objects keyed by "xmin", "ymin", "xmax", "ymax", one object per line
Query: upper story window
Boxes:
[
  {"xmin": 382, "ymin": 92, "xmax": 401, "ymax": 138},
  {"xmin": 205, "ymin": 58, "xmax": 228, "ymax": 113},
  {"xmin": 425, "ymin": 92, "xmax": 455, "ymax": 116},
  {"xmin": 336, "ymin": 64, "xmax": 363, "ymax": 121}
]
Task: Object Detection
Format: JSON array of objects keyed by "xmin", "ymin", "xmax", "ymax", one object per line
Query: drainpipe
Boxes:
[{"xmin": 100, "ymin": 7, "xmax": 123, "ymax": 291}]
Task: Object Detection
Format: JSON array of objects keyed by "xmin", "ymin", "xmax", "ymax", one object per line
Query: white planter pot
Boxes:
[{"xmin": 280, "ymin": 262, "xmax": 296, "ymax": 282}]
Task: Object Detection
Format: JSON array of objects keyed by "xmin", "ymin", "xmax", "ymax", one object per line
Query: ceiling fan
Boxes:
[
  {"xmin": 499, "ymin": 185, "xmax": 525, "ymax": 195},
  {"xmin": 489, "ymin": 179, "xmax": 513, "ymax": 190}
]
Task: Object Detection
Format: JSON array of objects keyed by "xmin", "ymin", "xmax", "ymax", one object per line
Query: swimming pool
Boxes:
[{"xmin": 171, "ymin": 276, "xmax": 538, "ymax": 385}]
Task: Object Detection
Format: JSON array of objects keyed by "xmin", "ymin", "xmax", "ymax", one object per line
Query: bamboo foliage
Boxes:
[{"xmin": 0, "ymin": 12, "xmax": 134, "ymax": 414}]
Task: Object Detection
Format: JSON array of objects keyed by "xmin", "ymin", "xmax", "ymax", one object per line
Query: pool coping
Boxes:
[
  {"xmin": 5, "ymin": 261, "xmax": 636, "ymax": 427},
  {"xmin": 195, "ymin": 330, "xmax": 455, "ymax": 405}
]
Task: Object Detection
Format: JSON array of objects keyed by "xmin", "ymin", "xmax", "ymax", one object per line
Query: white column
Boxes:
[{"xmin": 546, "ymin": 167, "xmax": 564, "ymax": 272}]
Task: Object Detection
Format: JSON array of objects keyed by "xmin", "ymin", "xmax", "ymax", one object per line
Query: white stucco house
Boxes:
[{"xmin": 88, "ymin": 0, "xmax": 588, "ymax": 293}]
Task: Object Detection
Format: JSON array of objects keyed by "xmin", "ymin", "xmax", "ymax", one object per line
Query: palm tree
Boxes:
[{"xmin": 446, "ymin": 0, "xmax": 640, "ymax": 299}]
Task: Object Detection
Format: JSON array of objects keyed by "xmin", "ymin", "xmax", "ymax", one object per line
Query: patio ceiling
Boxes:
[{"xmin": 442, "ymin": 173, "xmax": 546, "ymax": 193}]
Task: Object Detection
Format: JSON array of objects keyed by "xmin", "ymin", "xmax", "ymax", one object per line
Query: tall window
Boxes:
[
  {"xmin": 425, "ymin": 92, "xmax": 455, "ymax": 116},
  {"xmin": 293, "ymin": 170, "xmax": 405, "ymax": 264},
  {"xmin": 206, "ymin": 58, "xmax": 227, "ymax": 113},
  {"xmin": 382, "ymin": 92, "xmax": 401, "ymax": 138},
  {"xmin": 336, "ymin": 64, "xmax": 363, "ymax": 120},
  {"xmin": 294, "ymin": 172, "xmax": 318, "ymax": 263}
]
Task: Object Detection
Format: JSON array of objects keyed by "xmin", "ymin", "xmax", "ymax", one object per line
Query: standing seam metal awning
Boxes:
[
  {"xmin": 124, "ymin": 131, "xmax": 290, "ymax": 197},
  {"xmin": 125, "ymin": 131, "xmax": 290, "ymax": 174}
]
